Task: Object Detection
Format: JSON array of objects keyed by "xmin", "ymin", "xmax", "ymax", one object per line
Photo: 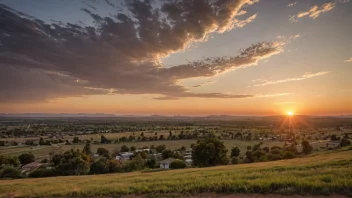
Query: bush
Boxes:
[
  {"xmin": 107, "ymin": 160, "xmax": 123, "ymax": 173},
  {"xmin": 40, "ymin": 159, "xmax": 49, "ymax": 163},
  {"xmin": 28, "ymin": 168, "xmax": 57, "ymax": 178},
  {"xmin": 231, "ymin": 157, "xmax": 239, "ymax": 164},
  {"xmin": 302, "ymin": 140, "xmax": 313, "ymax": 154},
  {"xmin": 170, "ymin": 160, "xmax": 186, "ymax": 169},
  {"xmin": 0, "ymin": 166, "xmax": 22, "ymax": 178},
  {"xmin": 18, "ymin": 153, "xmax": 35, "ymax": 165},
  {"xmin": 90, "ymin": 158, "xmax": 109, "ymax": 174},
  {"xmin": 340, "ymin": 138, "xmax": 351, "ymax": 147},
  {"xmin": 282, "ymin": 151, "xmax": 295, "ymax": 159}
]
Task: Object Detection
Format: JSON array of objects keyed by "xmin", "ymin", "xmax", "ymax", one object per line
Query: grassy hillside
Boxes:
[{"xmin": 0, "ymin": 148, "xmax": 351, "ymax": 197}]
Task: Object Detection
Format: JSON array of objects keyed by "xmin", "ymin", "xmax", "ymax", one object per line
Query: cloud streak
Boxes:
[
  {"xmin": 291, "ymin": 2, "xmax": 338, "ymax": 22},
  {"xmin": 252, "ymin": 71, "xmax": 329, "ymax": 87}
]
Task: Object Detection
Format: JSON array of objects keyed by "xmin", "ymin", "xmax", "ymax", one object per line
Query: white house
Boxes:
[{"xmin": 159, "ymin": 158, "xmax": 175, "ymax": 169}]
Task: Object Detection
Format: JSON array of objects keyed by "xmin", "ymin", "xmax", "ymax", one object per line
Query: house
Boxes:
[
  {"xmin": 119, "ymin": 152, "xmax": 134, "ymax": 160},
  {"xmin": 159, "ymin": 158, "xmax": 175, "ymax": 169}
]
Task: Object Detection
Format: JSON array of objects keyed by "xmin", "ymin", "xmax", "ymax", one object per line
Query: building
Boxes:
[
  {"xmin": 159, "ymin": 158, "xmax": 175, "ymax": 169},
  {"xmin": 119, "ymin": 152, "xmax": 134, "ymax": 160}
]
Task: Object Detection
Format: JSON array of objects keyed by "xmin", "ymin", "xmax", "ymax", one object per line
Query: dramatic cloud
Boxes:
[
  {"xmin": 345, "ymin": 57, "xmax": 352, "ymax": 63},
  {"xmin": 252, "ymin": 71, "xmax": 329, "ymax": 87},
  {"xmin": 0, "ymin": 0, "xmax": 292, "ymax": 103},
  {"xmin": 291, "ymin": 2, "xmax": 336, "ymax": 22}
]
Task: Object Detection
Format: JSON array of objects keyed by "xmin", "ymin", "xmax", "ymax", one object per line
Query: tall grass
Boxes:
[{"xmin": 0, "ymin": 149, "xmax": 351, "ymax": 197}]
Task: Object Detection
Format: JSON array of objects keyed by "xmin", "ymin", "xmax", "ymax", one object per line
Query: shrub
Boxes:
[
  {"xmin": 230, "ymin": 146, "xmax": 240, "ymax": 157},
  {"xmin": 107, "ymin": 160, "xmax": 123, "ymax": 173},
  {"xmin": 18, "ymin": 153, "xmax": 35, "ymax": 165},
  {"xmin": 282, "ymin": 151, "xmax": 295, "ymax": 159},
  {"xmin": 28, "ymin": 168, "xmax": 57, "ymax": 178},
  {"xmin": 231, "ymin": 157, "xmax": 239, "ymax": 164},
  {"xmin": 90, "ymin": 158, "xmax": 109, "ymax": 174},
  {"xmin": 170, "ymin": 160, "xmax": 186, "ymax": 169},
  {"xmin": 0, "ymin": 166, "xmax": 21, "ymax": 178},
  {"xmin": 302, "ymin": 140, "xmax": 313, "ymax": 154},
  {"xmin": 340, "ymin": 138, "xmax": 351, "ymax": 147},
  {"xmin": 40, "ymin": 159, "xmax": 49, "ymax": 163}
]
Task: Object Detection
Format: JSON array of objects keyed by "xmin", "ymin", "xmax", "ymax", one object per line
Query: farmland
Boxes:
[{"xmin": 0, "ymin": 147, "xmax": 351, "ymax": 197}]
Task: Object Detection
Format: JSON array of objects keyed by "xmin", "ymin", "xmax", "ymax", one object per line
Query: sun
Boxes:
[{"xmin": 287, "ymin": 111, "xmax": 294, "ymax": 116}]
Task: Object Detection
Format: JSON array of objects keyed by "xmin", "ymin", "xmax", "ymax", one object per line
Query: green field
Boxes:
[{"xmin": 0, "ymin": 148, "xmax": 351, "ymax": 197}]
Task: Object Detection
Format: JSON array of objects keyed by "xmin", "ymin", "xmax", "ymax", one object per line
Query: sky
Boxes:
[{"xmin": 0, "ymin": 0, "xmax": 351, "ymax": 116}]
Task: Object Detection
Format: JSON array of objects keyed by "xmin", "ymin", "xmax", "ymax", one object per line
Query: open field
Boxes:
[{"xmin": 0, "ymin": 147, "xmax": 351, "ymax": 197}]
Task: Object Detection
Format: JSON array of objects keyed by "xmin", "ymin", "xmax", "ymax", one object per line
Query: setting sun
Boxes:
[{"xmin": 287, "ymin": 111, "xmax": 294, "ymax": 116}]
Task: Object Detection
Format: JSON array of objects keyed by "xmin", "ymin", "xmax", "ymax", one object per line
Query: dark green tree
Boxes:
[
  {"xmin": 156, "ymin": 144, "xmax": 166, "ymax": 153},
  {"xmin": 302, "ymin": 140, "xmax": 313, "ymax": 154},
  {"xmin": 120, "ymin": 145, "xmax": 129, "ymax": 152},
  {"xmin": 101, "ymin": 135, "xmax": 109, "ymax": 144},
  {"xmin": 97, "ymin": 148, "xmax": 110, "ymax": 158},
  {"xmin": 230, "ymin": 146, "xmax": 240, "ymax": 157},
  {"xmin": 18, "ymin": 153, "xmax": 35, "ymax": 165},
  {"xmin": 170, "ymin": 159, "xmax": 186, "ymax": 169},
  {"xmin": 90, "ymin": 158, "xmax": 109, "ymax": 174},
  {"xmin": 192, "ymin": 138, "xmax": 229, "ymax": 167},
  {"xmin": 161, "ymin": 149, "xmax": 173, "ymax": 159},
  {"xmin": 83, "ymin": 141, "xmax": 92, "ymax": 155},
  {"xmin": 72, "ymin": 137, "xmax": 80, "ymax": 143}
]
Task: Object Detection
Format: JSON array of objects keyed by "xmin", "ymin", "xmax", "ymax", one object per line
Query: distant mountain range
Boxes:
[{"xmin": 0, "ymin": 113, "xmax": 351, "ymax": 119}]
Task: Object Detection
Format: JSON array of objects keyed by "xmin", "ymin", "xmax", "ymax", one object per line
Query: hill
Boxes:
[{"xmin": 0, "ymin": 147, "xmax": 351, "ymax": 197}]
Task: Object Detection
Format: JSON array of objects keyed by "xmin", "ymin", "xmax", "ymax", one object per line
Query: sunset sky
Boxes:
[{"xmin": 0, "ymin": 0, "xmax": 351, "ymax": 116}]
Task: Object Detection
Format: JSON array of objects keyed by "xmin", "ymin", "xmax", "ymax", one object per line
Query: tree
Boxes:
[
  {"xmin": 121, "ymin": 145, "xmax": 129, "ymax": 152},
  {"xmin": 0, "ymin": 166, "xmax": 21, "ymax": 178},
  {"xmin": 72, "ymin": 137, "xmax": 80, "ymax": 143},
  {"xmin": 330, "ymin": 134, "xmax": 339, "ymax": 141},
  {"xmin": 39, "ymin": 137, "xmax": 45, "ymax": 145},
  {"xmin": 107, "ymin": 159, "xmax": 123, "ymax": 172},
  {"xmin": 340, "ymin": 138, "xmax": 351, "ymax": 147},
  {"xmin": 130, "ymin": 146, "xmax": 136, "ymax": 152},
  {"xmin": 230, "ymin": 146, "xmax": 240, "ymax": 157},
  {"xmin": 192, "ymin": 138, "xmax": 229, "ymax": 167},
  {"xmin": 83, "ymin": 142, "xmax": 92, "ymax": 155},
  {"xmin": 161, "ymin": 149, "xmax": 172, "ymax": 159},
  {"xmin": 54, "ymin": 149, "xmax": 91, "ymax": 176},
  {"xmin": 18, "ymin": 153, "xmax": 35, "ymax": 165},
  {"xmin": 301, "ymin": 140, "xmax": 313, "ymax": 154},
  {"xmin": 97, "ymin": 148, "xmax": 110, "ymax": 158},
  {"xmin": 0, "ymin": 155, "xmax": 20, "ymax": 167},
  {"xmin": 170, "ymin": 160, "xmax": 186, "ymax": 169},
  {"xmin": 101, "ymin": 135, "xmax": 109, "ymax": 144},
  {"xmin": 145, "ymin": 159, "xmax": 156, "ymax": 168},
  {"xmin": 156, "ymin": 144, "xmax": 166, "ymax": 153},
  {"xmin": 231, "ymin": 157, "xmax": 239, "ymax": 164},
  {"xmin": 90, "ymin": 158, "xmax": 109, "ymax": 174}
]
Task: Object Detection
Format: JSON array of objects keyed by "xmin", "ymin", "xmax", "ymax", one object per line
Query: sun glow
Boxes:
[{"xmin": 287, "ymin": 111, "xmax": 294, "ymax": 116}]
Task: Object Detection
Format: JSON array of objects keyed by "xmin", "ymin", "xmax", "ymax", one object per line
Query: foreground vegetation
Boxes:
[{"xmin": 0, "ymin": 147, "xmax": 351, "ymax": 197}]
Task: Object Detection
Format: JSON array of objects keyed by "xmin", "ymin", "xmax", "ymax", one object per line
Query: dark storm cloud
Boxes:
[{"xmin": 0, "ymin": 0, "xmax": 286, "ymax": 102}]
